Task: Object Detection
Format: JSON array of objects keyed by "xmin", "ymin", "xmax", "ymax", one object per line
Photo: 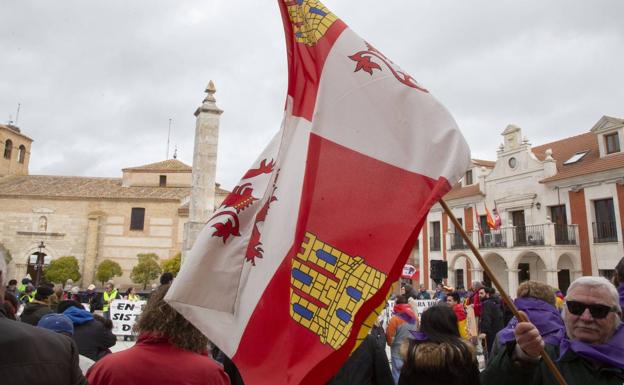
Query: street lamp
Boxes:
[{"xmin": 34, "ymin": 240, "xmax": 45, "ymax": 287}]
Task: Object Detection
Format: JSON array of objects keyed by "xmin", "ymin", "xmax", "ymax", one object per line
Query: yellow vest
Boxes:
[{"xmin": 103, "ymin": 289, "xmax": 118, "ymax": 312}]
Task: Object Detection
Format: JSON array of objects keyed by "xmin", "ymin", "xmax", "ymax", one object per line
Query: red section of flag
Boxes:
[
  {"xmin": 278, "ymin": 2, "xmax": 346, "ymax": 121},
  {"xmin": 233, "ymin": 134, "xmax": 451, "ymax": 385}
]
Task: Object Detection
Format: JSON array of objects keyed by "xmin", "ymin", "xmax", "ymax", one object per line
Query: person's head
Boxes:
[
  {"xmin": 135, "ymin": 284, "xmax": 208, "ymax": 353},
  {"xmin": 516, "ymin": 281, "xmax": 556, "ymax": 307},
  {"xmin": 420, "ymin": 304, "xmax": 461, "ymax": 339},
  {"xmin": 34, "ymin": 285, "xmax": 54, "ymax": 302},
  {"xmin": 160, "ymin": 272, "xmax": 174, "ymax": 286},
  {"xmin": 400, "ymin": 286, "xmax": 406, "ymax": 295},
  {"xmin": 37, "ymin": 313, "xmax": 74, "ymax": 337},
  {"xmin": 419, "ymin": 284, "xmax": 426, "ymax": 292},
  {"xmin": 471, "ymin": 281, "xmax": 483, "ymax": 291},
  {"xmin": 127, "ymin": 287, "xmax": 135, "ymax": 295},
  {"xmin": 57, "ymin": 300, "xmax": 84, "ymax": 314},
  {"xmin": 436, "ymin": 283, "xmax": 443, "ymax": 291},
  {"xmin": 7, "ymin": 279, "xmax": 17, "ymax": 289},
  {"xmin": 614, "ymin": 257, "xmax": 624, "ymax": 287},
  {"xmin": 403, "ymin": 284, "xmax": 413, "ymax": 294},
  {"xmin": 563, "ymin": 276, "xmax": 621, "ymax": 345},
  {"xmin": 446, "ymin": 292, "xmax": 460, "ymax": 306},
  {"xmin": 395, "ymin": 295, "xmax": 408, "ymax": 305},
  {"xmin": 105, "ymin": 282, "xmax": 114, "ymax": 292},
  {"xmin": 478, "ymin": 287, "xmax": 487, "ymax": 300},
  {"xmin": 87, "ymin": 284, "xmax": 96, "ymax": 292}
]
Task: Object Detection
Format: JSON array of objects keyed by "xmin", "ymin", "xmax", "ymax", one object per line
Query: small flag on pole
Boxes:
[{"xmin": 166, "ymin": 1, "xmax": 470, "ymax": 384}]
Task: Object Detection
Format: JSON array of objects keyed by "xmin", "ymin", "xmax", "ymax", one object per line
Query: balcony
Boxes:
[
  {"xmin": 554, "ymin": 224, "xmax": 577, "ymax": 245},
  {"xmin": 429, "ymin": 235, "xmax": 441, "ymax": 251},
  {"xmin": 479, "ymin": 229, "xmax": 507, "ymax": 249},
  {"xmin": 446, "ymin": 223, "xmax": 579, "ymax": 252},
  {"xmin": 513, "ymin": 224, "xmax": 545, "ymax": 247},
  {"xmin": 593, "ymin": 222, "xmax": 618, "ymax": 243},
  {"xmin": 450, "ymin": 235, "xmax": 467, "ymax": 250}
]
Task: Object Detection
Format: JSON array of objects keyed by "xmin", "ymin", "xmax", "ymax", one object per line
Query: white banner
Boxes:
[
  {"xmin": 413, "ymin": 299, "xmax": 438, "ymax": 315},
  {"xmin": 110, "ymin": 300, "xmax": 146, "ymax": 336}
]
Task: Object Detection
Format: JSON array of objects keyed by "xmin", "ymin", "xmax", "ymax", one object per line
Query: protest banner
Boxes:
[
  {"xmin": 110, "ymin": 299, "xmax": 146, "ymax": 336},
  {"xmin": 413, "ymin": 299, "xmax": 438, "ymax": 315}
]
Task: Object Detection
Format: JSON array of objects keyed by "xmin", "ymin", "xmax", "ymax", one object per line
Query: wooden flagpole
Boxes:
[{"xmin": 439, "ymin": 199, "xmax": 568, "ymax": 385}]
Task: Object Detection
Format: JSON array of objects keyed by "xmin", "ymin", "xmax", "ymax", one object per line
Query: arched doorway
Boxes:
[
  {"xmin": 557, "ymin": 254, "xmax": 575, "ymax": 294},
  {"xmin": 483, "ymin": 253, "xmax": 508, "ymax": 292},
  {"xmin": 516, "ymin": 252, "xmax": 547, "ymax": 285},
  {"xmin": 450, "ymin": 254, "xmax": 473, "ymax": 290}
]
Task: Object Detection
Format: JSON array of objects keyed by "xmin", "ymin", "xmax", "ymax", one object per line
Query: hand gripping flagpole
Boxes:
[{"xmin": 439, "ymin": 199, "xmax": 568, "ymax": 385}]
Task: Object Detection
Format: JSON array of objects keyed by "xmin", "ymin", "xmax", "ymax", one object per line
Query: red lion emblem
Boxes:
[
  {"xmin": 349, "ymin": 43, "xmax": 428, "ymax": 93},
  {"xmin": 208, "ymin": 159, "xmax": 277, "ymax": 259}
]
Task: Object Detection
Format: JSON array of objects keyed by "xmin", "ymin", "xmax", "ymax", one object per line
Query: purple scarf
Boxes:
[
  {"xmin": 618, "ymin": 284, "xmax": 624, "ymax": 310},
  {"xmin": 497, "ymin": 297, "xmax": 565, "ymax": 346},
  {"xmin": 409, "ymin": 331, "xmax": 428, "ymax": 341},
  {"xmin": 559, "ymin": 324, "xmax": 624, "ymax": 369}
]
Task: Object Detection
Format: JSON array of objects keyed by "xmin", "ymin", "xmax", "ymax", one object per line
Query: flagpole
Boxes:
[{"xmin": 439, "ymin": 199, "xmax": 568, "ymax": 385}]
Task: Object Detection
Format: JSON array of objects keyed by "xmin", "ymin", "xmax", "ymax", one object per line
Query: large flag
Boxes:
[{"xmin": 166, "ymin": 1, "xmax": 470, "ymax": 384}]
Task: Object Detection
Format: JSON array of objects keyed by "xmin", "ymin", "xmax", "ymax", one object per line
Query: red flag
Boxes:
[{"xmin": 166, "ymin": 1, "xmax": 470, "ymax": 384}]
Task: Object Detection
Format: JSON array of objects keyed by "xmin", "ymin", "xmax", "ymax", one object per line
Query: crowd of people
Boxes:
[{"xmin": 1, "ymin": 253, "xmax": 623, "ymax": 385}]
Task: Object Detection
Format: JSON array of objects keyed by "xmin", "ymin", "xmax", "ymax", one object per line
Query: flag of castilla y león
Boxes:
[{"xmin": 166, "ymin": 1, "xmax": 471, "ymax": 384}]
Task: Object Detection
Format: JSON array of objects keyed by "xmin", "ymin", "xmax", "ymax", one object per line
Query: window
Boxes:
[
  {"xmin": 130, "ymin": 208, "xmax": 146, "ymax": 231},
  {"xmin": 593, "ymin": 198, "xmax": 617, "ymax": 242},
  {"xmin": 465, "ymin": 170, "xmax": 473, "ymax": 185},
  {"xmin": 4, "ymin": 139, "xmax": 12, "ymax": 159},
  {"xmin": 159, "ymin": 175, "xmax": 167, "ymax": 187},
  {"xmin": 17, "ymin": 145, "xmax": 26, "ymax": 163},
  {"xmin": 605, "ymin": 132, "xmax": 620, "ymax": 154},
  {"xmin": 563, "ymin": 150, "xmax": 589, "ymax": 165},
  {"xmin": 429, "ymin": 221, "xmax": 441, "ymax": 251}
]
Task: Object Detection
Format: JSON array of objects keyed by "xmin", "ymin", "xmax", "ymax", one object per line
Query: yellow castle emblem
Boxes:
[
  {"xmin": 283, "ymin": 0, "xmax": 338, "ymax": 46},
  {"xmin": 290, "ymin": 232, "xmax": 386, "ymax": 350}
]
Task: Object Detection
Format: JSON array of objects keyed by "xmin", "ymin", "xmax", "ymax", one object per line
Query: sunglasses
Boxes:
[{"xmin": 565, "ymin": 300, "xmax": 618, "ymax": 319}]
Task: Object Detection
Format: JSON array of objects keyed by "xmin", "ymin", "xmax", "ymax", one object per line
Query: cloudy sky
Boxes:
[{"xmin": 1, "ymin": 0, "xmax": 622, "ymax": 190}]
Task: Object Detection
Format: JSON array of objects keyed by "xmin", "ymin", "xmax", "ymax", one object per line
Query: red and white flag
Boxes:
[{"xmin": 166, "ymin": 1, "xmax": 470, "ymax": 384}]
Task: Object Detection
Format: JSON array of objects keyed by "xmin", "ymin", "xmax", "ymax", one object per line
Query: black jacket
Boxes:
[
  {"xmin": 326, "ymin": 325, "xmax": 393, "ymax": 385},
  {"xmin": 72, "ymin": 318, "xmax": 117, "ymax": 361},
  {"xmin": 20, "ymin": 301, "xmax": 53, "ymax": 325},
  {"xmin": 479, "ymin": 296, "xmax": 505, "ymax": 352},
  {"xmin": 0, "ymin": 307, "xmax": 87, "ymax": 385}
]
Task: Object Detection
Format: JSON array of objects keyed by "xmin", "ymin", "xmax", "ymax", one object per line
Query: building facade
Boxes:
[
  {"xmin": 0, "ymin": 84, "xmax": 228, "ymax": 288},
  {"xmin": 415, "ymin": 115, "xmax": 624, "ymax": 295}
]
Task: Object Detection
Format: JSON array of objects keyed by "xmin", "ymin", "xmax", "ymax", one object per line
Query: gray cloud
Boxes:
[{"xmin": 1, "ymin": 0, "xmax": 622, "ymax": 189}]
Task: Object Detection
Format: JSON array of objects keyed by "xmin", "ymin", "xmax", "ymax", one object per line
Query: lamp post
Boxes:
[{"xmin": 34, "ymin": 241, "xmax": 45, "ymax": 287}]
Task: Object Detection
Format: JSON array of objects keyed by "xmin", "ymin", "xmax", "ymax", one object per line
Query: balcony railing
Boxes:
[
  {"xmin": 514, "ymin": 224, "xmax": 545, "ymax": 247},
  {"xmin": 429, "ymin": 236, "xmax": 441, "ymax": 251},
  {"xmin": 554, "ymin": 224, "xmax": 577, "ymax": 245},
  {"xmin": 479, "ymin": 229, "xmax": 507, "ymax": 248},
  {"xmin": 593, "ymin": 222, "xmax": 618, "ymax": 243},
  {"xmin": 450, "ymin": 235, "xmax": 467, "ymax": 250}
]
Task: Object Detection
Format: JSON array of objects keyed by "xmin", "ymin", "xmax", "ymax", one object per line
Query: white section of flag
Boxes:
[{"xmin": 312, "ymin": 28, "xmax": 470, "ymax": 184}]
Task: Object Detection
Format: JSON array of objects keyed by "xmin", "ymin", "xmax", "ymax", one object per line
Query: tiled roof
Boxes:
[
  {"xmin": 532, "ymin": 132, "xmax": 624, "ymax": 183},
  {"xmin": 472, "ymin": 159, "xmax": 495, "ymax": 168},
  {"xmin": 0, "ymin": 175, "xmax": 190, "ymax": 201},
  {"xmin": 122, "ymin": 159, "xmax": 192, "ymax": 173},
  {"xmin": 443, "ymin": 183, "xmax": 483, "ymax": 201}
]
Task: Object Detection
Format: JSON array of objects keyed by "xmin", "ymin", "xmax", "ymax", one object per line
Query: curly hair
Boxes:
[
  {"xmin": 516, "ymin": 281, "xmax": 556, "ymax": 307},
  {"xmin": 134, "ymin": 284, "xmax": 208, "ymax": 353}
]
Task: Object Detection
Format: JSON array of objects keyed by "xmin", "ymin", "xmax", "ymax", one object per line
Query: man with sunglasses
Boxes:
[{"xmin": 482, "ymin": 276, "xmax": 624, "ymax": 385}]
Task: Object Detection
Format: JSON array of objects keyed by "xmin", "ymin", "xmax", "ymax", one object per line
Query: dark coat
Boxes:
[
  {"xmin": 20, "ymin": 301, "xmax": 53, "ymax": 325},
  {"xmin": 73, "ymin": 318, "xmax": 117, "ymax": 361},
  {"xmin": 326, "ymin": 326, "xmax": 393, "ymax": 385},
  {"xmin": 481, "ymin": 342, "xmax": 624, "ymax": 385},
  {"xmin": 479, "ymin": 296, "xmax": 504, "ymax": 352},
  {"xmin": 398, "ymin": 339, "xmax": 480, "ymax": 385},
  {"xmin": 0, "ymin": 307, "xmax": 87, "ymax": 385}
]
